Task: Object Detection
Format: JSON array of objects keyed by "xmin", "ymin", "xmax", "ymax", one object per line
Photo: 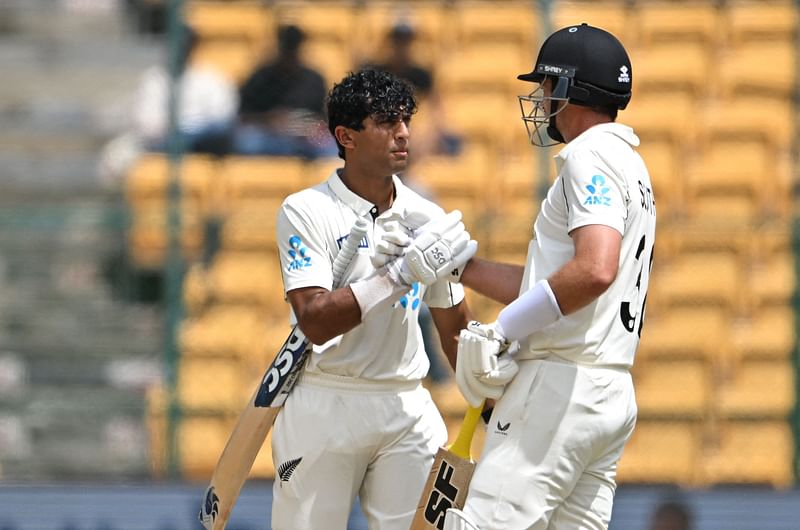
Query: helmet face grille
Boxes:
[{"xmin": 518, "ymin": 84, "xmax": 568, "ymax": 147}]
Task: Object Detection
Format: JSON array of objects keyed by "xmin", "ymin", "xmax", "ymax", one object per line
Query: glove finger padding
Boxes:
[
  {"xmin": 370, "ymin": 221, "xmax": 413, "ymax": 269},
  {"xmin": 417, "ymin": 210, "xmax": 462, "ymax": 237},
  {"xmin": 456, "ymin": 330, "xmax": 506, "ymax": 407}
]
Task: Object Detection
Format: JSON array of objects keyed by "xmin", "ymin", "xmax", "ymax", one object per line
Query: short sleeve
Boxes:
[
  {"xmin": 276, "ymin": 201, "xmax": 333, "ymax": 293},
  {"xmin": 561, "ymin": 152, "xmax": 628, "ymax": 235},
  {"xmin": 423, "ymin": 280, "xmax": 465, "ymax": 309}
]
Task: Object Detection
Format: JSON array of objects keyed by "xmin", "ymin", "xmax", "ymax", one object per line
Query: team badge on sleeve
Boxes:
[
  {"xmin": 583, "ymin": 175, "xmax": 612, "ymax": 207},
  {"xmin": 287, "ymin": 235, "xmax": 312, "ymax": 271}
]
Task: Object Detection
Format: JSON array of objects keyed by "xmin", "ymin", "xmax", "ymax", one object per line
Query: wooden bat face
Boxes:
[
  {"xmin": 411, "ymin": 447, "xmax": 475, "ymax": 530},
  {"xmin": 410, "ymin": 405, "xmax": 483, "ymax": 530}
]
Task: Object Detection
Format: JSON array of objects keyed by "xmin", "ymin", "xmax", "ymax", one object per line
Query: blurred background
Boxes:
[{"xmin": 0, "ymin": 0, "xmax": 798, "ymax": 528}]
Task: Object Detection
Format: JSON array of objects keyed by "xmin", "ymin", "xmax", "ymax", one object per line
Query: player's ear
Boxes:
[{"xmin": 334, "ymin": 126, "xmax": 356, "ymax": 151}]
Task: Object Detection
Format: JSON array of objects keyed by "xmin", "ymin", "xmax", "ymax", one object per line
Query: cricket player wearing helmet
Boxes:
[{"xmin": 443, "ymin": 24, "xmax": 656, "ymax": 529}]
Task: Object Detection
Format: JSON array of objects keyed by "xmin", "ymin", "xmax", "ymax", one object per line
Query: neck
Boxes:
[
  {"xmin": 560, "ymin": 106, "xmax": 612, "ymax": 143},
  {"xmin": 339, "ymin": 166, "xmax": 395, "ymax": 213}
]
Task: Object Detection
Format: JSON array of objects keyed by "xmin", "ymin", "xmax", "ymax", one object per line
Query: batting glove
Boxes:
[
  {"xmin": 403, "ymin": 210, "xmax": 478, "ymax": 286},
  {"xmin": 455, "ymin": 321, "xmax": 519, "ymax": 408},
  {"xmin": 370, "ymin": 220, "xmax": 413, "ymax": 269}
]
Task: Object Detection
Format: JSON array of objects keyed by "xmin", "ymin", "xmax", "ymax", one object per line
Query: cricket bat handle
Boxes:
[{"xmin": 448, "ymin": 404, "xmax": 484, "ymax": 461}]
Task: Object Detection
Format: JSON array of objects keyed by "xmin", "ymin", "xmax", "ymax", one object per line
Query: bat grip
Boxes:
[
  {"xmin": 448, "ymin": 403, "xmax": 484, "ymax": 461},
  {"xmin": 331, "ymin": 217, "xmax": 369, "ymax": 288}
]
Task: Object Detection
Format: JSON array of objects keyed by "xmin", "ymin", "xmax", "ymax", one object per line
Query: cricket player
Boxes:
[
  {"xmin": 442, "ymin": 24, "xmax": 657, "ymax": 529},
  {"xmin": 271, "ymin": 68, "xmax": 476, "ymax": 530}
]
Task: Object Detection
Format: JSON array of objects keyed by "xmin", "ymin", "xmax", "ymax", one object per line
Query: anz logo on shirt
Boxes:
[
  {"xmin": 287, "ymin": 235, "xmax": 312, "ymax": 271},
  {"xmin": 584, "ymin": 175, "xmax": 612, "ymax": 207}
]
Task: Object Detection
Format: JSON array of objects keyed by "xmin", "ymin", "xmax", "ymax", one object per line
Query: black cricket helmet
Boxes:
[{"xmin": 517, "ymin": 23, "xmax": 632, "ymax": 146}]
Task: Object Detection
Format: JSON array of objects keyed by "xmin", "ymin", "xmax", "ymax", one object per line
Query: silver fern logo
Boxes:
[
  {"xmin": 198, "ymin": 486, "xmax": 219, "ymax": 529},
  {"xmin": 278, "ymin": 457, "xmax": 303, "ymax": 483}
]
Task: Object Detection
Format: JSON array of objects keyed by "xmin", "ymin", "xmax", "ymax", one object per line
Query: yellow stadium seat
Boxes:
[
  {"xmin": 356, "ymin": 2, "xmax": 452, "ymax": 66},
  {"xmin": 685, "ymin": 140, "xmax": 770, "ymax": 217},
  {"xmin": 649, "ymin": 251, "xmax": 744, "ymax": 314},
  {"xmin": 657, "ymin": 225, "xmax": 753, "ymax": 265},
  {"xmin": 219, "ymin": 202, "xmax": 283, "ymax": 251},
  {"xmin": 206, "ymin": 251, "xmax": 284, "ymax": 309},
  {"xmin": 631, "ymin": 42, "xmax": 711, "ymax": 98},
  {"xmin": 634, "ymin": 140, "xmax": 684, "ymax": 220},
  {"xmin": 302, "ymin": 39, "xmax": 353, "ymax": 87},
  {"xmin": 275, "ymin": 2, "xmax": 357, "ymax": 50},
  {"xmin": 178, "ymin": 356, "xmax": 247, "ymax": 411},
  {"xmin": 634, "ymin": 2, "xmax": 721, "ymax": 46},
  {"xmin": 698, "ymin": 96, "xmax": 794, "ymax": 152},
  {"xmin": 552, "ymin": 2, "xmax": 630, "ymax": 42},
  {"xmin": 637, "ymin": 306, "xmax": 730, "ymax": 364},
  {"xmin": 621, "ymin": 92, "xmax": 696, "ymax": 148},
  {"xmin": 219, "ymin": 156, "xmax": 307, "ymax": 207},
  {"xmin": 444, "ymin": 91, "xmax": 521, "ymax": 153},
  {"xmin": 438, "ymin": 43, "xmax": 530, "ymax": 99},
  {"xmin": 633, "ymin": 359, "xmax": 710, "ymax": 418},
  {"xmin": 718, "ymin": 41, "xmax": 795, "ymax": 99},
  {"xmin": 178, "ymin": 414, "xmax": 235, "ymax": 480},
  {"xmin": 180, "ymin": 305, "xmax": 269, "ymax": 359},
  {"xmin": 725, "ymin": 0, "xmax": 798, "ymax": 46},
  {"xmin": 686, "ymin": 194, "xmax": 758, "ymax": 227},
  {"xmin": 731, "ymin": 307, "xmax": 794, "ymax": 361},
  {"xmin": 617, "ymin": 420, "xmax": 699, "ymax": 486},
  {"xmin": 718, "ymin": 359, "xmax": 795, "ymax": 418},
  {"xmin": 453, "ymin": 1, "xmax": 539, "ymax": 53},
  {"xmin": 126, "ymin": 203, "xmax": 206, "ymax": 269},
  {"xmin": 746, "ymin": 252, "xmax": 795, "ymax": 312},
  {"xmin": 185, "ymin": 1, "xmax": 273, "ymax": 56},
  {"xmin": 191, "ymin": 39, "xmax": 259, "ymax": 83},
  {"xmin": 701, "ymin": 420, "xmax": 793, "ymax": 487},
  {"xmin": 125, "ymin": 153, "xmax": 217, "ymax": 210}
]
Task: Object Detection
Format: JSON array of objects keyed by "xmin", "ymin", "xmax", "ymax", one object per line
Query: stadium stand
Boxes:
[{"xmin": 116, "ymin": 0, "xmax": 800, "ymax": 488}]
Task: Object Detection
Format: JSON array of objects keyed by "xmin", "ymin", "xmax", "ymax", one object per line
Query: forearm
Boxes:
[
  {"xmin": 460, "ymin": 258, "xmax": 524, "ymax": 305},
  {"xmin": 431, "ymin": 301, "xmax": 473, "ymax": 371},
  {"xmin": 547, "ymin": 259, "xmax": 613, "ymax": 315},
  {"xmin": 292, "ymin": 286, "xmax": 363, "ymax": 345}
]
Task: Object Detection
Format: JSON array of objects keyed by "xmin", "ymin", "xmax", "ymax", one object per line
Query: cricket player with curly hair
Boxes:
[{"xmin": 271, "ymin": 68, "xmax": 476, "ymax": 530}]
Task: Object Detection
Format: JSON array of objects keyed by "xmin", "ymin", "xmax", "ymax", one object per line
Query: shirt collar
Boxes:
[
  {"xmin": 555, "ymin": 122, "xmax": 640, "ymax": 162},
  {"xmin": 327, "ymin": 170, "xmax": 413, "ymax": 218}
]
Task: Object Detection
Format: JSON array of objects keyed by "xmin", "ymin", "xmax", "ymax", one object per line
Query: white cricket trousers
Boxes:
[
  {"xmin": 271, "ymin": 371, "xmax": 447, "ymax": 530},
  {"xmin": 460, "ymin": 357, "xmax": 637, "ymax": 530}
]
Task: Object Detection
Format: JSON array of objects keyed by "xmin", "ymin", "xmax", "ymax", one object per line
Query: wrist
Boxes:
[
  {"xmin": 496, "ymin": 279, "xmax": 562, "ymax": 342},
  {"xmin": 349, "ymin": 269, "xmax": 410, "ymax": 321}
]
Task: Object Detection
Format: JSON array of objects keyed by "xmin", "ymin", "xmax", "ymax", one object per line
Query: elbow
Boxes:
[
  {"xmin": 298, "ymin": 321, "xmax": 330, "ymax": 346},
  {"xmin": 586, "ymin": 266, "xmax": 617, "ymax": 297}
]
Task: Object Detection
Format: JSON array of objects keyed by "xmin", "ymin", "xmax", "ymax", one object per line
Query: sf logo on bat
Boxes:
[{"xmin": 423, "ymin": 460, "xmax": 461, "ymax": 529}]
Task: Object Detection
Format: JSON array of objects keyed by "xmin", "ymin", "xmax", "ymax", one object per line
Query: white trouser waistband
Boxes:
[
  {"xmin": 298, "ymin": 370, "xmax": 422, "ymax": 393},
  {"xmin": 514, "ymin": 351, "xmax": 630, "ymax": 373}
]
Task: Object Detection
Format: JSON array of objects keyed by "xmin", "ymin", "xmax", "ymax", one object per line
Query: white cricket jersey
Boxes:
[
  {"xmin": 518, "ymin": 123, "xmax": 656, "ymax": 368},
  {"xmin": 276, "ymin": 170, "xmax": 464, "ymax": 382}
]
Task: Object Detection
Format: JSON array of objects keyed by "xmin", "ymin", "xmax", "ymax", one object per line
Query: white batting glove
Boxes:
[
  {"xmin": 370, "ymin": 220, "xmax": 413, "ymax": 269},
  {"xmin": 403, "ymin": 210, "xmax": 478, "ymax": 286},
  {"xmin": 455, "ymin": 321, "xmax": 519, "ymax": 408}
]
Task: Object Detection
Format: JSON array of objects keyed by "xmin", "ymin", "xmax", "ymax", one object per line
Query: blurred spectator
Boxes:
[
  {"xmin": 648, "ymin": 499, "xmax": 693, "ymax": 530},
  {"xmin": 132, "ymin": 25, "xmax": 237, "ymax": 155},
  {"xmin": 231, "ymin": 24, "xmax": 337, "ymax": 159},
  {"xmin": 97, "ymin": 24, "xmax": 238, "ymax": 186},
  {"xmin": 363, "ymin": 21, "xmax": 462, "ymax": 159}
]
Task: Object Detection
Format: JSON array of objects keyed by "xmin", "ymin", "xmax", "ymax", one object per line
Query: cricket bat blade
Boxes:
[{"xmin": 410, "ymin": 404, "xmax": 483, "ymax": 530}]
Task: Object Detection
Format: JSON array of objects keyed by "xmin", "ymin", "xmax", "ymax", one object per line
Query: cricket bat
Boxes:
[
  {"xmin": 410, "ymin": 403, "xmax": 484, "ymax": 530},
  {"xmin": 199, "ymin": 218, "xmax": 370, "ymax": 530}
]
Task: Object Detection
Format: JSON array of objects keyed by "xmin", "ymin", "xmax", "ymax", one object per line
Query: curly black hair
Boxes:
[{"xmin": 327, "ymin": 68, "xmax": 417, "ymax": 159}]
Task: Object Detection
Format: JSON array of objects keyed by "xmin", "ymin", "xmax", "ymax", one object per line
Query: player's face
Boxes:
[{"xmin": 354, "ymin": 112, "xmax": 411, "ymax": 173}]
